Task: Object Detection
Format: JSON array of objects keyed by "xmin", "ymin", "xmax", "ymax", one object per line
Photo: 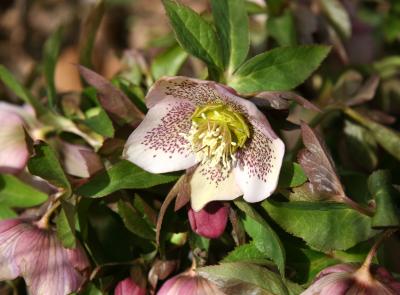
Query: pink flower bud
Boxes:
[
  {"xmin": 0, "ymin": 109, "xmax": 29, "ymax": 174},
  {"xmin": 114, "ymin": 277, "xmax": 146, "ymax": 295},
  {"xmin": 0, "ymin": 218, "xmax": 90, "ymax": 295},
  {"xmin": 157, "ymin": 269, "xmax": 225, "ymax": 295},
  {"xmin": 188, "ymin": 202, "xmax": 229, "ymax": 239},
  {"xmin": 60, "ymin": 141, "xmax": 104, "ymax": 178},
  {"xmin": 302, "ymin": 263, "xmax": 400, "ymax": 295}
]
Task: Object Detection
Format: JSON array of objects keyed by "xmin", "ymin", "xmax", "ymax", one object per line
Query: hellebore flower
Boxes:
[
  {"xmin": 0, "ymin": 107, "xmax": 29, "ymax": 174},
  {"xmin": 157, "ymin": 269, "xmax": 225, "ymax": 295},
  {"xmin": 188, "ymin": 202, "xmax": 229, "ymax": 239},
  {"xmin": 123, "ymin": 77, "xmax": 285, "ymax": 211},
  {"xmin": 114, "ymin": 277, "xmax": 146, "ymax": 295},
  {"xmin": 302, "ymin": 263, "xmax": 400, "ymax": 295},
  {"xmin": 0, "ymin": 218, "xmax": 90, "ymax": 295}
]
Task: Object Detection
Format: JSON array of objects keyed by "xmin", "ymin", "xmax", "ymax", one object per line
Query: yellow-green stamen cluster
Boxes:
[{"xmin": 185, "ymin": 103, "xmax": 250, "ymax": 169}]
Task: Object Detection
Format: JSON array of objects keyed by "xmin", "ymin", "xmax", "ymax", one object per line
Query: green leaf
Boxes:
[
  {"xmin": 83, "ymin": 106, "xmax": 115, "ymax": 137},
  {"xmin": 229, "ymin": 45, "xmax": 331, "ymax": 93},
  {"xmin": 117, "ymin": 200, "xmax": 155, "ymax": 240},
  {"xmin": 198, "ymin": 262, "xmax": 289, "ymax": 295},
  {"xmin": 368, "ymin": 170, "xmax": 400, "ymax": 228},
  {"xmin": 151, "ymin": 45, "xmax": 188, "ymax": 80},
  {"xmin": 262, "ymin": 200, "xmax": 377, "ymax": 252},
  {"xmin": 222, "ymin": 242, "xmax": 272, "ymax": 265},
  {"xmin": 56, "ymin": 200, "xmax": 76, "ymax": 248},
  {"xmin": 0, "ymin": 205, "xmax": 17, "ymax": 220},
  {"xmin": 211, "ymin": 0, "xmax": 249, "ymax": 72},
  {"xmin": 344, "ymin": 120, "xmax": 378, "ymax": 171},
  {"xmin": 0, "ymin": 174, "xmax": 48, "ymax": 207},
  {"xmin": 76, "ymin": 160, "xmax": 179, "ymax": 198},
  {"xmin": 267, "ymin": 10, "xmax": 297, "ymax": 46},
  {"xmin": 27, "ymin": 142, "xmax": 72, "ymax": 196},
  {"xmin": 344, "ymin": 108, "xmax": 400, "ymax": 161},
  {"xmin": 235, "ymin": 201, "xmax": 286, "ymax": 276},
  {"xmin": 0, "ymin": 65, "xmax": 47, "ymax": 116},
  {"xmin": 43, "ymin": 27, "xmax": 62, "ymax": 109},
  {"xmin": 163, "ymin": 0, "xmax": 223, "ymax": 70},
  {"xmin": 278, "ymin": 162, "xmax": 307, "ymax": 188},
  {"xmin": 320, "ymin": 0, "xmax": 351, "ymax": 39}
]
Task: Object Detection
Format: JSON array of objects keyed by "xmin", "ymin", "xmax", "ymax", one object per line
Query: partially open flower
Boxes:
[
  {"xmin": 157, "ymin": 269, "xmax": 225, "ymax": 295},
  {"xmin": 0, "ymin": 218, "xmax": 90, "ymax": 295},
  {"xmin": 123, "ymin": 77, "xmax": 285, "ymax": 211},
  {"xmin": 302, "ymin": 263, "xmax": 400, "ymax": 294},
  {"xmin": 188, "ymin": 201, "xmax": 229, "ymax": 239},
  {"xmin": 114, "ymin": 277, "xmax": 146, "ymax": 295},
  {"xmin": 0, "ymin": 107, "xmax": 29, "ymax": 174}
]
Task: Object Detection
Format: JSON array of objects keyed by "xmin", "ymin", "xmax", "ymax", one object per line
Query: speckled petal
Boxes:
[
  {"xmin": 146, "ymin": 77, "xmax": 220, "ymax": 108},
  {"xmin": 233, "ymin": 119, "xmax": 285, "ymax": 203},
  {"xmin": 0, "ymin": 110, "xmax": 29, "ymax": 174},
  {"xmin": 123, "ymin": 97, "xmax": 198, "ymax": 174},
  {"xmin": 190, "ymin": 164, "xmax": 242, "ymax": 212}
]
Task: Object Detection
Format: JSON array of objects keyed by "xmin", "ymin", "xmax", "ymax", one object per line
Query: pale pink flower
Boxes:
[
  {"xmin": 302, "ymin": 263, "xmax": 400, "ymax": 295},
  {"xmin": 114, "ymin": 277, "xmax": 146, "ymax": 295},
  {"xmin": 0, "ymin": 218, "xmax": 90, "ymax": 295},
  {"xmin": 123, "ymin": 77, "xmax": 285, "ymax": 211},
  {"xmin": 0, "ymin": 107, "xmax": 29, "ymax": 174},
  {"xmin": 157, "ymin": 269, "xmax": 225, "ymax": 295},
  {"xmin": 188, "ymin": 202, "xmax": 229, "ymax": 239}
]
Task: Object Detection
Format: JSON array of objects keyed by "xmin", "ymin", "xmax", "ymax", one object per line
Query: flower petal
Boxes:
[
  {"xmin": 146, "ymin": 77, "xmax": 220, "ymax": 108},
  {"xmin": 16, "ymin": 228, "xmax": 87, "ymax": 295},
  {"xmin": 0, "ymin": 219, "xmax": 26, "ymax": 280},
  {"xmin": 190, "ymin": 164, "xmax": 242, "ymax": 211},
  {"xmin": 234, "ymin": 120, "xmax": 285, "ymax": 203},
  {"xmin": 0, "ymin": 110, "xmax": 29, "ymax": 174},
  {"xmin": 114, "ymin": 277, "xmax": 146, "ymax": 295},
  {"xmin": 123, "ymin": 97, "xmax": 197, "ymax": 174}
]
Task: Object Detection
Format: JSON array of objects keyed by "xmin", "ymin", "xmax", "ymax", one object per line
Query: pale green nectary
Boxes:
[{"xmin": 123, "ymin": 76, "xmax": 285, "ymax": 211}]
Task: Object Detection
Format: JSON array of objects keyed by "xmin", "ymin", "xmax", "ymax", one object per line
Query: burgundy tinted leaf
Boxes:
[
  {"xmin": 298, "ymin": 123, "xmax": 345, "ymax": 197},
  {"xmin": 174, "ymin": 175, "xmax": 191, "ymax": 211},
  {"xmin": 251, "ymin": 91, "xmax": 320, "ymax": 112},
  {"xmin": 347, "ymin": 75, "xmax": 380, "ymax": 106},
  {"xmin": 358, "ymin": 109, "xmax": 396, "ymax": 125},
  {"xmin": 78, "ymin": 66, "xmax": 144, "ymax": 126}
]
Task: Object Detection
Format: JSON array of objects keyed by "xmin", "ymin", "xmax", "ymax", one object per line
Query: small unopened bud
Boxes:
[
  {"xmin": 157, "ymin": 269, "xmax": 225, "ymax": 295},
  {"xmin": 302, "ymin": 263, "xmax": 400, "ymax": 295},
  {"xmin": 188, "ymin": 202, "xmax": 229, "ymax": 239},
  {"xmin": 114, "ymin": 277, "xmax": 146, "ymax": 295},
  {"xmin": 0, "ymin": 218, "xmax": 90, "ymax": 295}
]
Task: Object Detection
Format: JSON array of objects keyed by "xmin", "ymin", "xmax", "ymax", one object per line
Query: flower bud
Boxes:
[
  {"xmin": 0, "ymin": 109, "xmax": 29, "ymax": 174},
  {"xmin": 0, "ymin": 218, "xmax": 90, "ymax": 295},
  {"xmin": 302, "ymin": 263, "xmax": 400, "ymax": 295},
  {"xmin": 157, "ymin": 269, "xmax": 225, "ymax": 295},
  {"xmin": 60, "ymin": 141, "xmax": 104, "ymax": 178},
  {"xmin": 114, "ymin": 277, "xmax": 146, "ymax": 295},
  {"xmin": 188, "ymin": 202, "xmax": 229, "ymax": 239}
]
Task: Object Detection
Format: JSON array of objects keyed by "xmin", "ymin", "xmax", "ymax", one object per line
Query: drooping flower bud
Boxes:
[
  {"xmin": 188, "ymin": 202, "xmax": 229, "ymax": 239},
  {"xmin": 302, "ymin": 263, "xmax": 400, "ymax": 295},
  {"xmin": 0, "ymin": 218, "xmax": 90, "ymax": 295},
  {"xmin": 0, "ymin": 109, "xmax": 29, "ymax": 174},
  {"xmin": 157, "ymin": 269, "xmax": 225, "ymax": 295},
  {"xmin": 60, "ymin": 141, "xmax": 104, "ymax": 178},
  {"xmin": 114, "ymin": 277, "xmax": 146, "ymax": 295}
]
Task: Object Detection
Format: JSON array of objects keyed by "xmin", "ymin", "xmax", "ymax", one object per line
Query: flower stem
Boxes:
[
  {"xmin": 341, "ymin": 195, "xmax": 374, "ymax": 217},
  {"xmin": 36, "ymin": 200, "xmax": 61, "ymax": 229},
  {"xmin": 355, "ymin": 229, "xmax": 397, "ymax": 282}
]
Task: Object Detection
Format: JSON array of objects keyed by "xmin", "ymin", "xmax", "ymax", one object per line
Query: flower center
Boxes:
[{"xmin": 185, "ymin": 103, "xmax": 250, "ymax": 169}]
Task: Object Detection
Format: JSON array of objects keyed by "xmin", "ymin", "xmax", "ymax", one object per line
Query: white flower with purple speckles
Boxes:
[{"xmin": 123, "ymin": 77, "xmax": 285, "ymax": 211}]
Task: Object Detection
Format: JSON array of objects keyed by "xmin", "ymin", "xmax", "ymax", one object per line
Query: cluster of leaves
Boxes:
[{"xmin": 0, "ymin": 0, "xmax": 400, "ymax": 294}]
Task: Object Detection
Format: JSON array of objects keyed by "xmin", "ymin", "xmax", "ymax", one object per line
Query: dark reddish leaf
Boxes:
[
  {"xmin": 251, "ymin": 91, "xmax": 320, "ymax": 112},
  {"xmin": 346, "ymin": 75, "xmax": 380, "ymax": 106},
  {"xmin": 78, "ymin": 66, "xmax": 144, "ymax": 126},
  {"xmin": 297, "ymin": 122, "xmax": 345, "ymax": 198}
]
